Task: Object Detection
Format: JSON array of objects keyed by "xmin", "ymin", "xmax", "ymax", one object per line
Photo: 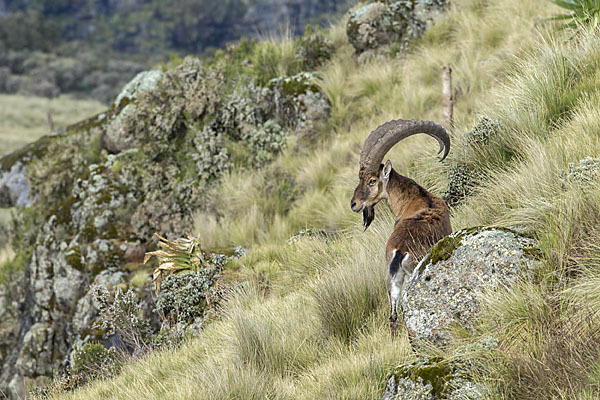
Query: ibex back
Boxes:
[{"xmin": 350, "ymin": 119, "xmax": 452, "ymax": 336}]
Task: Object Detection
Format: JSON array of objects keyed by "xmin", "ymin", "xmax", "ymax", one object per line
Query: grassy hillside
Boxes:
[
  {"xmin": 0, "ymin": 94, "xmax": 105, "ymax": 153},
  {"xmin": 51, "ymin": 0, "xmax": 600, "ymax": 398}
]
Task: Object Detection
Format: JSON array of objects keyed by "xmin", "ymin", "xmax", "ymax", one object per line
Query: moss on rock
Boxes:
[
  {"xmin": 346, "ymin": 0, "xmax": 447, "ymax": 55},
  {"xmin": 385, "ymin": 356, "xmax": 486, "ymax": 400}
]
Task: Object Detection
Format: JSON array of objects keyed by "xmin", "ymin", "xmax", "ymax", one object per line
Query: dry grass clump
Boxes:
[{"xmin": 469, "ymin": 277, "xmax": 600, "ymax": 399}]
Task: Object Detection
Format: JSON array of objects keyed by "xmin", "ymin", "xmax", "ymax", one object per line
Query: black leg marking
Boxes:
[{"xmin": 388, "ymin": 249, "xmax": 404, "ymax": 276}]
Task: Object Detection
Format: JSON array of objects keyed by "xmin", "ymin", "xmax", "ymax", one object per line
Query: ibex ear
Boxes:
[
  {"xmin": 363, "ymin": 205, "xmax": 375, "ymax": 231},
  {"xmin": 381, "ymin": 160, "xmax": 392, "ymax": 182}
]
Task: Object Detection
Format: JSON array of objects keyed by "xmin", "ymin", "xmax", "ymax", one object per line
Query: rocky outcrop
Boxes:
[
  {"xmin": 346, "ymin": 0, "xmax": 447, "ymax": 56},
  {"xmin": 103, "ymin": 70, "xmax": 165, "ymax": 153},
  {"xmin": 0, "ymin": 55, "xmax": 331, "ymax": 398},
  {"xmin": 401, "ymin": 227, "xmax": 541, "ymax": 347}
]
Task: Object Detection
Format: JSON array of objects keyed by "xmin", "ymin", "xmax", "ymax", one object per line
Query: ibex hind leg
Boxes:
[{"xmin": 388, "ymin": 250, "xmax": 411, "ymax": 337}]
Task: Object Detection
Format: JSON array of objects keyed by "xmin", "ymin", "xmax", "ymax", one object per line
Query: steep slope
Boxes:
[{"xmin": 32, "ymin": 0, "xmax": 600, "ymax": 398}]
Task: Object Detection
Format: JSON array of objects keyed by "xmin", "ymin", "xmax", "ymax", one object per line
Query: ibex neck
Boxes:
[{"xmin": 385, "ymin": 169, "xmax": 433, "ymax": 221}]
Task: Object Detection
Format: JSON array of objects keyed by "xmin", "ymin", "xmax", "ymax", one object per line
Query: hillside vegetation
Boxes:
[{"xmin": 38, "ymin": 0, "xmax": 600, "ymax": 398}]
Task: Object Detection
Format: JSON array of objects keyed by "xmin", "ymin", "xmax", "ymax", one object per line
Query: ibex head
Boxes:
[{"xmin": 350, "ymin": 119, "xmax": 450, "ymax": 230}]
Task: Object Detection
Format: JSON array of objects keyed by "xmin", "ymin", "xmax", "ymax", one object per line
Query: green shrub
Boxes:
[
  {"xmin": 466, "ymin": 116, "xmax": 501, "ymax": 146},
  {"xmin": 0, "ymin": 250, "xmax": 29, "ymax": 284},
  {"xmin": 248, "ymin": 120, "xmax": 287, "ymax": 166},
  {"xmin": 443, "ymin": 163, "xmax": 484, "ymax": 207},
  {"xmin": 92, "ymin": 286, "xmax": 152, "ymax": 356},
  {"xmin": 71, "ymin": 343, "xmax": 121, "ymax": 383},
  {"xmin": 296, "ymin": 24, "xmax": 334, "ymax": 70},
  {"xmin": 155, "ymin": 271, "xmax": 221, "ymax": 325},
  {"xmin": 192, "ymin": 125, "xmax": 231, "ymax": 182},
  {"xmin": 550, "ymin": 0, "xmax": 600, "ymax": 32}
]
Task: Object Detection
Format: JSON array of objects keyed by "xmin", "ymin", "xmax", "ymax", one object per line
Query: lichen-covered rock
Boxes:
[
  {"xmin": 563, "ymin": 156, "xmax": 600, "ymax": 183},
  {"xmin": 0, "ymin": 161, "xmax": 30, "ymax": 207},
  {"xmin": 402, "ymin": 227, "xmax": 541, "ymax": 347},
  {"xmin": 265, "ymin": 72, "xmax": 331, "ymax": 137},
  {"xmin": 103, "ymin": 103, "xmax": 139, "ymax": 153},
  {"xmin": 383, "ymin": 374, "xmax": 435, "ymax": 400},
  {"xmin": 383, "ymin": 357, "xmax": 486, "ymax": 400},
  {"xmin": 346, "ymin": 0, "xmax": 447, "ymax": 55},
  {"xmin": 113, "ymin": 69, "xmax": 164, "ymax": 110}
]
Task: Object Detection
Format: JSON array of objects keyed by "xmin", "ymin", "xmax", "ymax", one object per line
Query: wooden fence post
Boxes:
[{"xmin": 441, "ymin": 64, "xmax": 453, "ymax": 133}]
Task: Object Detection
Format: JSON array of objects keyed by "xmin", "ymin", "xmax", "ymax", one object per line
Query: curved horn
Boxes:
[{"xmin": 359, "ymin": 119, "xmax": 450, "ymax": 175}]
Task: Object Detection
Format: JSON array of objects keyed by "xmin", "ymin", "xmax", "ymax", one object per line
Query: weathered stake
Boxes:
[
  {"xmin": 441, "ymin": 65, "xmax": 453, "ymax": 133},
  {"xmin": 47, "ymin": 110, "xmax": 55, "ymax": 132}
]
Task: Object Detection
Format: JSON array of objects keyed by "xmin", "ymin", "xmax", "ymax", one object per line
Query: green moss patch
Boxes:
[
  {"xmin": 393, "ymin": 356, "xmax": 475, "ymax": 398},
  {"xmin": 65, "ymin": 245, "xmax": 84, "ymax": 272},
  {"xmin": 419, "ymin": 226, "xmax": 541, "ymax": 274}
]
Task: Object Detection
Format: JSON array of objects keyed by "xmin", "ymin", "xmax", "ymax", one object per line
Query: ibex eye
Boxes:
[{"xmin": 369, "ymin": 178, "xmax": 377, "ymax": 185}]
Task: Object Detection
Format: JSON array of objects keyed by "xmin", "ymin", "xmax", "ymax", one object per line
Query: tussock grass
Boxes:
[
  {"xmin": 228, "ymin": 291, "xmax": 320, "ymax": 377},
  {"xmin": 0, "ymin": 244, "xmax": 15, "ymax": 266},
  {"xmin": 309, "ymin": 223, "xmax": 388, "ymax": 342},
  {"xmin": 253, "ymin": 26, "xmax": 303, "ymax": 85},
  {"xmin": 470, "ymin": 278, "xmax": 600, "ymax": 399}
]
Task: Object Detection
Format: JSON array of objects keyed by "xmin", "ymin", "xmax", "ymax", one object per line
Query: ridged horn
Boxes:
[{"xmin": 359, "ymin": 119, "xmax": 450, "ymax": 175}]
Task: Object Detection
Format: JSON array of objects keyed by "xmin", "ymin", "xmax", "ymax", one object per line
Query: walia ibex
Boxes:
[{"xmin": 350, "ymin": 119, "xmax": 452, "ymax": 336}]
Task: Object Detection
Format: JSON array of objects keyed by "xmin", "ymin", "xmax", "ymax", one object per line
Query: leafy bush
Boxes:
[
  {"xmin": 248, "ymin": 120, "xmax": 287, "ymax": 166},
  {"xmin": 155, "ymin": 271, "xmax": 222, "ymax": 325},
  {"xmin": 550, "ymin": 0, "xmax": 600, "ymax": 32},
  {"xmin": 443, "ymin": 117, "xmax": 500, "ymax": 206},
  {"xmin": 71, "ymin": 342, "xmax": 121, "ymax": 383},
  {"xmin": 0, "ymin": 250, "xmax": 29, "ymax": 284},
  {"xmin": 0, "ymin": 10, "xmax": 60, "ymax": 52},
  {"xmin": 92, "ymin": 285, "xmax": 152, "ymax": 356},
  {"xmin": 296, "ymin": 25, "xmax": 334, "ymax": 70},
  {"xmin": 466, "ymin": 116, "xmax": 501, "ymax": 146},
  {"xmin": 443, "ymin": 163, "xmax": 484, "ymax": 207},
  {"xmin": 192, "ymin": 125, "xmax": 231, "ymax": 182}
]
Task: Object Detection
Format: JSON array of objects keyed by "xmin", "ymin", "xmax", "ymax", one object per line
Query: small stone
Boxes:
[{"xmin": 125, "ymin": 242, "xmax": 146, "ymax": 263}]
